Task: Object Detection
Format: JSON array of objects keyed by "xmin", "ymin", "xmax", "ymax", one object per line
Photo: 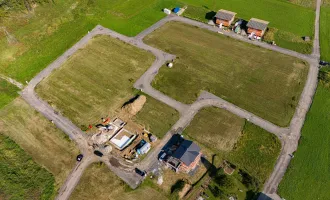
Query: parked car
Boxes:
[
  {"xmin": 94, "ymin": 150, "xmax": 103, "ymax": 157},
  {"xmin": 320, "ymin": 60, "xmax": 329, "ymax": 66},
  {"xmin": 76, "ymin": 154, "xmax": 83, "ymax": 161},
  {"xmin": 135, "ymin": 168, "xmax": 146, "ymax": 177}
]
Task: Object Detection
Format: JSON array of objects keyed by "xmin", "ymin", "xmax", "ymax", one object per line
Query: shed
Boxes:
[
  {"xmin": 137, "ymin": 142, "xmax": 151, "ymax": 155},
  {"xmin": 247, "ymin": 18, "xmax": 269, "ymax": 37},
  {"xmin": 214, "ymin": 9, "xmax": 237, "ymax": 27}
]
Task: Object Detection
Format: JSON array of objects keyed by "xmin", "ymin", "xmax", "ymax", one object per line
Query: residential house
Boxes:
[
  {"xmin": 247, "ymin": 18, "xmax": 269, "ymax": 37},
  {"xmin": 214, "ymin": 9, "xmax": 237, "ymax": 27}
]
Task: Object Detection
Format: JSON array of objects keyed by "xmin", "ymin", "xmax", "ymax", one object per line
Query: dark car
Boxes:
[
  {"xmin": 94, "ymin": 150, "xmax": 103, "ymax": 157},
  {"xmin": 135, "ymin": 168, "xmax": 146, "ymax": 177},
  {"xmin": 320, "ymin": 60, "xmax": 329, "ymax": 66},
  {"xmin": 76, "ymin": 154, "xmax": 83, "ymax": 161}
]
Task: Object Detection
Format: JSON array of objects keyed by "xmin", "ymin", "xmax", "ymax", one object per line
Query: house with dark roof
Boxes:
[
  {"xmin": 247, "ymin": 18, "xmax": 269, "ymax": 37},
  {"xmin": 214, "ymin": 9, "xmax": 236, "ymax": 27},
  {"xmin": 161, "ymin": 136, "xmax": 202, "ymax": 173}
]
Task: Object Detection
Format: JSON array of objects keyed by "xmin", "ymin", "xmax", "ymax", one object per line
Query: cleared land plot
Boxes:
[
  {"xmin": 320, "ymin": 3, "xmax": 330, "ymax": 61},
  {"xmin": 36, "ymin": 35, "xmax": 178, "ymax": 137},
  {"xmin": 70, "ymin": 163, "xmax": 168, "ymax": 200},
  {"xmin": 0, "ymin": 134, "xmax": 55, "ymax": 200},
  {"xmin": 145, "ymin": 22, "xmax": 308, "ymax": 127},
  {"xmin": 278, "ymin": 84, "xmax": 330, "ymax": 200},
  {"xmin": 0, "ymin": 78, "xmax": 19, "ymax": 109},
  {"xmin": 182, "ymin": 0, "xmax": 314, "ymax": 53},
  {"xmin": 184, "ymin": 107, "xmax": 281, "ymax": 185},
  {"xmin": 0, "ymin": 98, "xmax": 79, "ymax": 191},
  {"xmin": 185, "ymin": 107, "xmax": 245, "ymax": 151}
]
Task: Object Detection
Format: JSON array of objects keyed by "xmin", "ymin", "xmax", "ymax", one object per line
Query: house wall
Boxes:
[
  {"xmin": 179, "ymin": 153, "xmax": 202, "ymax": 173},
  {"xmin": 247, "ymin": 28, "xmax": 264, "ymax": 37},
  {"xmin": 216, "ymin": 19, "xmax": 230, "ymax": 26}
]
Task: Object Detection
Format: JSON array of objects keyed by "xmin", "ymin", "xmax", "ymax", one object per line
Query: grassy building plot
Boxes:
[
  {"xmin": 184, "ymin": 107, "xmax": 281, "ymax": 187},
  {"xmin": 0, "ymin": 98, "xmax": 79, "ymax": 191},
  {"xmin": 70, "ymin": 163, "xmax": 168, "ymax": 200},
  {"xmin": 145, "ymin": 22, "xmax": 309, "ymax": 127},
  {"xmin": 185, "ymin": 107, "xmax": 245, "ymax": 152},
  {"xmin": 0, "ymin": 134, "xmax": 55, "ymax": 200},
  {"xmin": 278, "ymin": 84, "xmax": 330, "ymax": 200},
  {"xmin": 36, "ymin": 35, "xmax": 178, "ymax": 137}
]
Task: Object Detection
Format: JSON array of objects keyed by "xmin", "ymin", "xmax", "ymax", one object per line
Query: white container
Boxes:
[{"xmin": 164, "ymin": 8, "xmax": 171, "ymax": 15}]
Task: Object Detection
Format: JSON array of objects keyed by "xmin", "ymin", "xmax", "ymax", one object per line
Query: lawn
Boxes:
[
  {"xmin": 0, "ymin": 98, "xmax": 79, "ymax": 191},
  {"xmin": 185, "ymin": 107, "xmax": 245, "ymax": 152},
  {"xmin": 278, "ymin": 84, "xmax": 330, "ymax": 200},
  {"xmin": 145, "ymin": 22, "xmax": 309, "ymax": 127},
  {"xmin": 0, "ymin": 134, "xmax": 55, "ymax": 200},
  {"xmin": 70, "ymin": 163, "xmax": 169, "ymax": 200},
  {"xmin": 0, "ymin": 78, "xmax": 19, "ymax": 109},
  {"xmin": 320, "ymin": 2, "xmax": 330, "ymax": 61},
  {"xmin": 36, "ymin": 35, "xmax": 178, "ymax": 137},
  {"xmin": 181, "ymin": 0, "xmax": 315, "ymax": 53}
]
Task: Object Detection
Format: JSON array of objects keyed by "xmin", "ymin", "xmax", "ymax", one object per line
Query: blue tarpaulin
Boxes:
[{"xmin": 173, "ymin": 7, "xmax": 180, "ymax": 13}]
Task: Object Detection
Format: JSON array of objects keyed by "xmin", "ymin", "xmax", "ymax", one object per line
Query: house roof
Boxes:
[
  {"xmin": 214, "ymin": 9, "xmax": 236, "ymax": 21},
  {"xmin": 173, "ymin": 140, "xmax": 200, "ymax": 166},
  {"xmin": 247, "ymin": 18, "xmax": 269, "ymax": 31}
]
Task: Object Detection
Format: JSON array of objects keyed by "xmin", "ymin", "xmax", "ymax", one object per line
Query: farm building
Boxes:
[
  {"xmin": 161, "ymin": 135, "xmax": 202, "ymax": 173},
  {"xmin": 214, "ymin": 9, "xmax": 237, "ymax": 27},
  {"xmin": 247, "ymin": 18, "xmax": 269, "ymax": 37}
]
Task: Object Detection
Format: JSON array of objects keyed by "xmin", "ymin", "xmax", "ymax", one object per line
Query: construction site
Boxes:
[{"xmin": 87, "ymin": 95, "xmax": 159, "ymax": 162}]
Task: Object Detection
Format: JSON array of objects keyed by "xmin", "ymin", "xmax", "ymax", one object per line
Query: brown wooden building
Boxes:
[
  {"xmin": 214, "ymin": 9, "xmax": 236, "ymax": 27},
  {"xmin": 247, "ymin": 18, "xmax": 269, "ymax": 37}
]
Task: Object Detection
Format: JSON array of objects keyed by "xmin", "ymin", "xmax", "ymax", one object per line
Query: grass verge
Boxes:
[
  {"xmin": 0, "ymin": 134, "xmax": 55, "ymax": 200},
  {"xmin": 0, "ymin": 78, "xmax": 19, "ymax": 109},
  {"xmin": 320, "ymin": 3, "xmax": 330, "ymax": 61}
]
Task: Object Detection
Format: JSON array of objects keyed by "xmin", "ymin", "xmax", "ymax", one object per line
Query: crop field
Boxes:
[
  {"xmin": 36, "ymin": 35, "xmax": 178, "ymax": 137},
  {"xmin": 70, "ymin": 163, "xmax": 168, "ymax": 200},
  {"xmin": 0, "ymin": 98, "xmax": 79, "ymax": 190},
  {"xmin": 278, "ymin": 84, "xmax": 330, "ymax": 200},
  {"xmin": 182, "ymin": 0, "xmax": 315, "ymax": 53},
  {"xmin": 184, "ymin": 106, "xmax": 281, "ymax": 185},
  {"xmin": 145, "ymin": 22, "xmax": 308, "ymax": 127},
  {"xmin": 185, "ymin": 107, "xmax": 245, "ymax": 152},
  {"xmin": 320, "ymin": 3, "xmax": 330, "ymax": 61},
  {"xmin": 0, "ymin": 134, "xmax": 55, "ymax": 200},
  {"xmin": 0, "ymin": 78, "xmax": 19, "ymax": 109}
]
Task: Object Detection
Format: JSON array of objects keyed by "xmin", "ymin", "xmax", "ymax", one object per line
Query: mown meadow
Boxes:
[{"xmin": 320, "ymin": 0, "xmax": 330, "ymax": 61}]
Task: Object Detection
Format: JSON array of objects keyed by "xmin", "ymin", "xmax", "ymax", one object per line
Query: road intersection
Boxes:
[{"xmin": 19, "ymin": 1, "xmax": 321, "ymax": 199}]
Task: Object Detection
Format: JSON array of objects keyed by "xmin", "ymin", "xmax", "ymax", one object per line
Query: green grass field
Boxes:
[
  {"xmin": 320, "ymin": 3, "xmax": 330, "ymax": 61},
  {"xmin": 185, "ymin": 107, "xmax": 245, "ymax": 151},
  {"xmin": 0, "ymin": 134, "xmax": 55, "ymax": 200},
  {"xmin": 0, "ymin": 78, "xmax": 19, "ymax": 109},
  {"xmin": 184, "ymin": 107, "xmax": 281, "ymax": 185},
  {"xmin": 145, "ymin": 22, "xmax": 308, "ymax": 127},
  {"xmin": 278, "ymin": 84, "xmax": 330, "ymax": 200},
  {"xmin": 70, "ymin": 163, "xmax": 169, "ymax": 200},
  {"xmin": 36, "ymin": 35, "xmax": 178, "ymax": 137},
  {"xmin": 182, "ymin": 0, "xmax": 315, "ymax": 53},
  {"xmin": 0, "ymin": 98, "xmax": 79, "ymax": 192}
]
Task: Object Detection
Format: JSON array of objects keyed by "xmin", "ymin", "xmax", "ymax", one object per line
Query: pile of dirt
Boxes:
[{"xmin": 122, "ymin": 95, "xmax": 146, "ymax": 116}]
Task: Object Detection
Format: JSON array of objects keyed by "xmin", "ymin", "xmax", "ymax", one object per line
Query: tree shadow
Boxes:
[{"xmin": 205, "ymin": 11, "xmax": 216, "ymax": 20}]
